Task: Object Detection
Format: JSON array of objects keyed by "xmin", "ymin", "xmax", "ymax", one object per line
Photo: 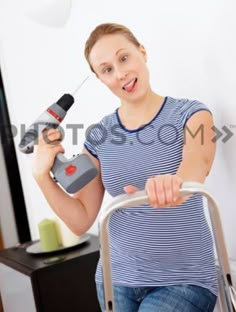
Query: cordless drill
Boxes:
[{"xmin": 18, "ymin": 92, "xmax": 98, "ymax": 193}]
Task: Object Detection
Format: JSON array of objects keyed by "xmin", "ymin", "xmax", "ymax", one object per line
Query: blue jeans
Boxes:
[{"xmin": 96, "ymin": 283, "xmax": 217, "ymax": 312}]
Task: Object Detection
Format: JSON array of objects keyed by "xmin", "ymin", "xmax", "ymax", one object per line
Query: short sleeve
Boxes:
[
  {"xmin": 83, "ymin": 121, "xmax": 106, "ymax": 159},
  {"xmin": 179, "ymin": 99, "xmax": 212, "ymax": 128}
]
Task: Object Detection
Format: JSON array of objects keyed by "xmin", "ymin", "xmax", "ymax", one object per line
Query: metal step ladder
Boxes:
[{"xmin": 99, "ymin": 181, "xmax": 235, "ymax": 312}]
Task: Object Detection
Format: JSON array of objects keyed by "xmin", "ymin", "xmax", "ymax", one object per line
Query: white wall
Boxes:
[
  {"xmin": 0, "ymin": 0, "xmax": 236, "ymax": 258},
  {"xmin": 0, "ymin": 137, "xmax": 18, "ymax": 247}
]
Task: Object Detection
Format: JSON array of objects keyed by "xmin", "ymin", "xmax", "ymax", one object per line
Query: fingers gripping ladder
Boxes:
[{"xmin": 99, "ymin": 182, "xmax": 235, "ymax": 312}]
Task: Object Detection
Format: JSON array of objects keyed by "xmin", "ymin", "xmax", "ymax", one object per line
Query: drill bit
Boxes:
[{"xmin": 72, "ymin": 76, "xmax": 90, "ymax": 96}]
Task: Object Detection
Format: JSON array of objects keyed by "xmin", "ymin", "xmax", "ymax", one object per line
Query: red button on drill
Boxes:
[{"xmin": 65, "ymin": 164, "xmax": 77, "ymax": 176}]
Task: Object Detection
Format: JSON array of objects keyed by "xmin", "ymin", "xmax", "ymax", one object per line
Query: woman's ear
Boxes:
[{"xmin": 139, "ymin": 44, "xmax": 147, "ymax": 62}]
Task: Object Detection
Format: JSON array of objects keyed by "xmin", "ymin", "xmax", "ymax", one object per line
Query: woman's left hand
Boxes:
[{"xmin": 123, "ymin": 174, "xmax": 184, "ymax": 208}]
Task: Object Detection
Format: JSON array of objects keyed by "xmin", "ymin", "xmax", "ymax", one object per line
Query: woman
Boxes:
[{"xmin": 33, "ymin": 23, "xmax": 218, "ymax": 311}]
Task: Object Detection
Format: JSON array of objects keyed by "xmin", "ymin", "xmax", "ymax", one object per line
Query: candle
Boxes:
[
  {"xmin": 54, "ymin": 216, "xmax": 80, "ymax": 247},
  {"xmin": 38, "ymin": 219, "xmax": 60, "ymax": 251}
]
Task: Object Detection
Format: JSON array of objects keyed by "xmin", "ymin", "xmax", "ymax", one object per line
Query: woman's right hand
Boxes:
[{"xmin": 32, "ymin": 128, "xmax": 65, "ymax": 181}]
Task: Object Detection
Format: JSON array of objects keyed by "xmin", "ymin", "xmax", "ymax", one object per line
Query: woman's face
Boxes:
[{"xmin": 89, "ymin": 34, "xmax": 150, "ymax": 103}]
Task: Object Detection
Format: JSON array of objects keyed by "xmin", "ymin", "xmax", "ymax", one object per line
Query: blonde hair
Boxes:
[{"xmin": 84, "ymin": 23, "xmax": 141, "ymax": 73}]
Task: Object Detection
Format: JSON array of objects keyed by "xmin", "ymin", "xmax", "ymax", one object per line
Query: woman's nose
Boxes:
[{"xmin": 116, "ymin": 68, "xmax": 128, "ymax": 80}]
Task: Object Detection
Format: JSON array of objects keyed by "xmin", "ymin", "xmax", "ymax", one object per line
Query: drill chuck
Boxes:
[
  {"xmin": 57, "ymin": 94, "xmax": 74, "ymax": 111},
  {"xmin": 19, "ymin": 94, "xmax": 74, "ymax": 154}
]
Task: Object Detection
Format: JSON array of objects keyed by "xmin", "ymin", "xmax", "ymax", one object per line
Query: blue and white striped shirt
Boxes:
[{"xmin": 84, "ymin": 96, "xmax": 218, "ymax": 295}]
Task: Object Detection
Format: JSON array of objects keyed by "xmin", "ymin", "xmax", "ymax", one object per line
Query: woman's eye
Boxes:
[
  {"xmin": 121, "ymin": 55, "xmax": 128, "ymax": 62},
  {"xmin": 104, "ymin": 67, "xmax": 112, "ymax": 74}
]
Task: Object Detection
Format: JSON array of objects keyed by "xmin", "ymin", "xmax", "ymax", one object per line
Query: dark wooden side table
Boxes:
[{"xmin": 0, "ymin": 234, "xmax": 101, "ymax": 312}]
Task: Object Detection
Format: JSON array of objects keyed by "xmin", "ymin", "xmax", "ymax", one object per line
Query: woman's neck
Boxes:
[{"xmin": 118, "ymin": 90, "xmax": 165, "ymax": 129}]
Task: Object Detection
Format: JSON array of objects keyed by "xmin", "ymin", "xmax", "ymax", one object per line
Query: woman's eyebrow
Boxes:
[
  {"xmin": 115, "ymin": 48, "xmax": 126, "ymax": 56},
  {"xmin": 99, "ymin": 48, "xmax": 126, "ymax": 67}
]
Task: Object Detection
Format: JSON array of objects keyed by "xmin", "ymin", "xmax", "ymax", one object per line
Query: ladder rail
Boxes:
[{"xmin": 99, "ymin": 181, "xmax": 233, "ymax": 312}]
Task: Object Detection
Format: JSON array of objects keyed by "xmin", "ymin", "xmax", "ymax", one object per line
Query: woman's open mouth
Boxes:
[{"xmin": 122, "ymin": 78, "xmax": 138, "ymax": 92}]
